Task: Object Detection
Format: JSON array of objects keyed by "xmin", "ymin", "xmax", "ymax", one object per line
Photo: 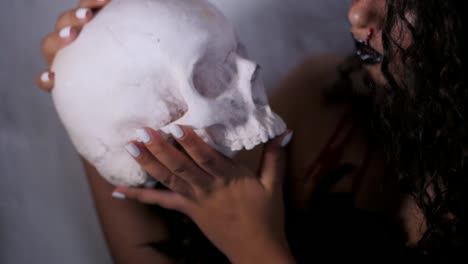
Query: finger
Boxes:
[
  {"xmin": 78, "ymin": 0, "xmax": 110, "ymax": 9},
  {"xmin": 260, "ymin": 130, "xmax": 293, "ymax": 192},
  {"xmin": 113, "ymin": 187, "xmax": 188, "ymax": 213},
  {"xmin": 43, "ymin": 0, "xmax": 110, "ymax": 64},
  {"xmin": 125, "ymin": 142, "xmax": 193, "ymax": 197},
  {"xmin": 41, "ymin": 26, "xmax": 81, "ymax": 66},
  {"xmin": 135, "ymin": 128, "xmax": 212, "ymax": 192},
  {"xmin": 55, "ymin": 7, "xmax": 93, "ymax": 31},
  {"xmin": 169, "ymin": 125, "xmax": 235, "ymax": 177},
  {"xmin": 36, "ymin": 71, "xmax": 55, "ymax": 92}
]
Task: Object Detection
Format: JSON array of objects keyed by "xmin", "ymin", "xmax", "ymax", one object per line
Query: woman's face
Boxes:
[{"xmin": 348, "ymin": 0, "xmax": 413, "ymax": 86}]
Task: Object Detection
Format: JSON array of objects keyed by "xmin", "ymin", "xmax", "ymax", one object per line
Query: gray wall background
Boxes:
[{"xmin": 0, "ymin": 0, "xmax": 352, "ymax": 263}]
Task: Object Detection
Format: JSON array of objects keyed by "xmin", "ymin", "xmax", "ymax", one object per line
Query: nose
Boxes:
[{"xmin": 348, "ymin": 0, "xmax": 384, "ymax": 32}]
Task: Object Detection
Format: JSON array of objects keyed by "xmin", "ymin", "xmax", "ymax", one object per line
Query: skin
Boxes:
[
  {"xmin": 115, "ymin": 126, "xmax": 295, "ymax": 263},
  {"xmin": 38, "ymin": 0, "xmax": 424, "ymax": 262},
  {"xmin": 349, "ymin": 0, "xmax": 387, "ymax": 85}
]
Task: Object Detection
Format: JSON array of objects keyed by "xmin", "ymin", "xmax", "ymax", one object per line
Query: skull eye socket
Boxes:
[
  {"xmin": 251, "ymin": 65, "xmax": 261, "ymax": 82},
  {"xmin": 192, "ymin": 55, "xmax": 237, "ymax": 99}
]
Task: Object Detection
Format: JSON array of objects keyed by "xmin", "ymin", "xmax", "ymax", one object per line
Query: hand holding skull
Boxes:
[{"xmin": 113, "ymin": 125, "xmax": 295, "ymax": 264}]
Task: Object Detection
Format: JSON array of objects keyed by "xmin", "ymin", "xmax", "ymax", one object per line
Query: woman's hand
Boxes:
[
  {"xmin": 113, "ymin": 125, "xmax": 296, "ymax": 264},
  {"xmin": 37, "ymin": 0, "xmax": 110, "ymax": 91}
]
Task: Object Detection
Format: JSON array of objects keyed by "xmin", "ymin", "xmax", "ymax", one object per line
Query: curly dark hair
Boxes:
[{"xmin": 372, "ymin": 0, "xmax": 467, "ymax": 260}]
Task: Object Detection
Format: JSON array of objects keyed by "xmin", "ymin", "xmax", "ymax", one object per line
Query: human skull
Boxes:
[{"xmin": 51, "ymin": 0, "xmax": 287, "ymax": 187}]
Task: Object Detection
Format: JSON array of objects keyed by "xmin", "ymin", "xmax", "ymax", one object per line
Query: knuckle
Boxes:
[
  {"xmin": 134, "ymin": 191, "xmax": 147, "ymax": 202},
  {"xmin": 183, "ymin": 190, "xmax": 196, "ymax": 201},
  {"xmin": 78, "ymin": 0, "xmax": 91, "ymax": 8},
  {"xmin": 36, "ymin": 77, "xmax": 47, "ymax": 90},
  {"xmin": 178, "ymin": 184, "xmax": 195, "ymax": 199},
  {"xmin": 200, "ymin": 157, "xmax": 216, "ymax": 168},
  {"xmin": 80, "ymin": 0, "xmax": 105, "ymax": 8},
  {"xmin": 57, "ymin": 10, "xmax": 68, "ymax": 22},
  {"xmin": 55, "ymin": 11, "xmax": 71, "ymax": 29},
  {"xmin": 136, "ymin": 152, "xmax": 152, "ymax": 166},
  {"xmin": 146, "ymin": 142, "xmax": 164, "ymax": 157},
  {"xmin": 182, "ymin": 136, "xmax": 197, "ymax": 149},
  {"xmin": 173, "ymin": 163, "xmax": 187, "ymax": 174},
  {"xmin": 161, "ymin": 173, "xmax": 174, "ymax": 187},
  {"xmin": 166, "ymin": 176, "xmax": 192, "ymax": 198}
]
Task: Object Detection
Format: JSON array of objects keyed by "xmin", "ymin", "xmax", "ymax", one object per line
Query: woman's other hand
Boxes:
[
  {"xmin": 113, "ymin": 126, "xmax": 296, "ymax": 264},
  {"xmin": 37, "ymin": 0, "xmax": 110, "ymax": 91}
]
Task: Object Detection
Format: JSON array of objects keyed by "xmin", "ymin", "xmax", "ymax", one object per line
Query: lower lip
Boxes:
[{"xmin": 353, "ymin": 41, "xmax": 383, "ymax": 64}]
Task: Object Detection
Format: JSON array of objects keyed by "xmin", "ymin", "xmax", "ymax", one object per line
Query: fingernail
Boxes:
[
  {"xmin": 59, "ymin": 26, "xmax": 72, "ymax": 39},
  {"xmin": 125, "ymin": 143, "xmax": 141, "ymax": 158},
  {"xmin": 136, "ymin": 128, "xmax": 152, "ymax": 143},
  {"xmin": 170, "ymin": 125, "xmax": 184, "ymax": 139},
  {"xmin": 75, "ymin": 8, "xmax": 90, "ymax": 20},
  {"xmin": 281, "ymin": 131, "xmax": 294, "ymax": 147},
  {"xmin": 112, "ymin": 192, "xmax": 126, "ymax": 200},
  {"xmin": 40, "ymin": 72, "xmax": 51, "ymax": 83}
]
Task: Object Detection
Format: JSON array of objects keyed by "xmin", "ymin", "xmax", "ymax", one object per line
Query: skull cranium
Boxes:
[{"xmin": 51, "ymin": 0, "xmax": 287, "ymax": 186}]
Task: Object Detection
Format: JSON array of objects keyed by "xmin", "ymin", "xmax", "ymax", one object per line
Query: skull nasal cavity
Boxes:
[{"xmin": 192, "ymin": 57, "xmax": 236, "ymax": 98}]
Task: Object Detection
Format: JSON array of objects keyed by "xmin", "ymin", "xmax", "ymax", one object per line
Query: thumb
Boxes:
[{"xmin": 259, "ymin": 130, "xmax": 294, "ymax": 192}]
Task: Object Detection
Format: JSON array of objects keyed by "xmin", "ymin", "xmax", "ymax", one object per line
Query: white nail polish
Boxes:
[
  {"xmin": 281, "ymin": 132, "xmax": 293, "ymax": 147},
  {"xmin": 59, "ymin": 26, "xmax": 72, "ymax": 39},
  {"xmin": 112, "ymin": 192, "xmax": 126, "ymax": 200},
  {"xmin": 125, "ymin": 143, "xmax": 141, "ymax": 157},
  {"xmin": 170, "ymin": 125, "xmax": 184, "ymax": 139},
  {"xmin": 75, "ymin": 8, "xmax": 89, "ymax": 20},
  {"xmin": 136, "ymin": 128, "xmax": 152, "ymax": 143},
  {"xmin": 40, "ymin": 72, "xmax": 50, "ymax": 83}
]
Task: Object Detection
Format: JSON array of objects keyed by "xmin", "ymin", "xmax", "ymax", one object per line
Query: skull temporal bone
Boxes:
[{"xmin": 50, "ymin": 0, "xmax": 287, "ymax": 186}]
